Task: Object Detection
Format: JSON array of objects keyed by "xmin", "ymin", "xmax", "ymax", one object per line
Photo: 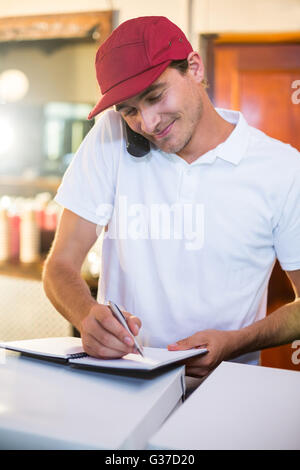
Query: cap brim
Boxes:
[{"xmin": 87, "ymin": 60, "xmax": 172, "ymax": 120}]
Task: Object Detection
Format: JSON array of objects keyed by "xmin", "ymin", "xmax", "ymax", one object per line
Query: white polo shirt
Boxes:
[{"xmin": 55, "ymin": 108, "xmax": 300, "ymax": 365}]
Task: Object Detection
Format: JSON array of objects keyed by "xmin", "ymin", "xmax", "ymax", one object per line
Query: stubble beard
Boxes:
[
  {"xmin": 153, "ymin": 100, "xmax": 204, "ymax": 156},
  {"xmin": 157, "ymin": 130, "xmax": 193, "ymax": 155}
]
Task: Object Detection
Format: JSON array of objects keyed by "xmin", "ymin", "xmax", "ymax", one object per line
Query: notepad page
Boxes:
[
  {"xmin": 0, "ymin": 337, "xmax": 83, "ymax": 359},
  {"xmin": 70, "ymin": 347, "xmax": 207, "ymax": 371}
]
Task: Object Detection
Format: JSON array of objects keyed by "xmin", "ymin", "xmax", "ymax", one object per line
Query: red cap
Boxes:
[{"xmin": 88, "ymin": 16, "xmax": 192, "ymax": 120}]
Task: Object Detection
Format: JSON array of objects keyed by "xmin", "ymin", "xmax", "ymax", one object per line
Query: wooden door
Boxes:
[{"xmin": 212, "ymin": 41, "xmax": 300, "ymax": 370}]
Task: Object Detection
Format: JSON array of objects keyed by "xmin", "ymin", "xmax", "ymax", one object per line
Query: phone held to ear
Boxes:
[{"xmin": 123, "ymin": 119, "xmax": 150, "ymax": 157}]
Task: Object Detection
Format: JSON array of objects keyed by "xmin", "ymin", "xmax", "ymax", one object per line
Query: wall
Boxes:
[
  {"xmin": 0, "ymin": 0, "xmax": 189, "ymax": 36},
  {"xmin": 194, "ymin": 0, "xmax": 300, "ymax": 34}
]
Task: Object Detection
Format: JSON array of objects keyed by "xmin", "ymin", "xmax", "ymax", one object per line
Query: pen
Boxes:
[{"xmin": 108, "ymin": 301, "xmax": 144, "ymax": 357}]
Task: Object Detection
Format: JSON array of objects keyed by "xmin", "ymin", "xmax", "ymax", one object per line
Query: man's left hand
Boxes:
[{"xmin": 168, "ymin": 329, "xmax": 235, "ymax": 378}]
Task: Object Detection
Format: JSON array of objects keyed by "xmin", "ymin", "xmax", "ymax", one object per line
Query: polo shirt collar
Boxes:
[{"xmin": 214, "ymin": 108, "xmax": 249, "ymax": 165}]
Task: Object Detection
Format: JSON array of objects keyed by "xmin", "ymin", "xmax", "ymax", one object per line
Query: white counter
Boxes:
[
  {"xmin": 148, "ymin": 361, "xmax": 300, "ymax": 450},
  {"xmin": 0, "ymin": 350, "xmax": 184, "ymax": 450}
]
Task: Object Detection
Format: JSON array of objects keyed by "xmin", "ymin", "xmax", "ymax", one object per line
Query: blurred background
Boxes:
[{"xmin": 0, "ymin": 0, "xmax": 299, "ymax": 370}]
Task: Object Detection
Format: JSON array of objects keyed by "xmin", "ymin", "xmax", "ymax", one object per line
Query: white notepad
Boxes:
[{"xmin": 0, "ymin": 336, "xmax": 207, "ymax": 372}]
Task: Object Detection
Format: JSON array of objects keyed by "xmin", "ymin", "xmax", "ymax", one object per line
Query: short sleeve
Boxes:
[
  {"xmin": 54, "ymin": 110, "xmax": 123, "ymax": 226},
  {"xmin": 273, "ymin": 169, "xmax": 300, "ymax": 271}
]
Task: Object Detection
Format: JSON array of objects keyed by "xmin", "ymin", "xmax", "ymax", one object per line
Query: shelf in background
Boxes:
[
  {"xmin": 0, "ymin": 259, "xmax": 99, "ymax": 290},
  {"xmin": 0, "ymin": 176, "xmax": 61, "ymax": 197},
  {"xmin": 0, "ymin": 259, "xmax": 44, "ymax": 281}
]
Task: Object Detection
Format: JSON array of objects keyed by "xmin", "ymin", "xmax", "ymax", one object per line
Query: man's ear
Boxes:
[{"xmin": 187, "ymin": 51, "xmax": 205, "ymax": 83}]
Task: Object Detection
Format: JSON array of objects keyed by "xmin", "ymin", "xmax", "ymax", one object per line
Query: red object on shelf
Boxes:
[
  {"xmin": 9, "ymin": 214, "xmax": 20, "ymax": 260},
  {"xmin": 35, "ymin": 209, "xmax": 45, "ymax": 230},
  {"xmin": 43, "ymin": 211, "xmax": 57, "ymax": 231}
]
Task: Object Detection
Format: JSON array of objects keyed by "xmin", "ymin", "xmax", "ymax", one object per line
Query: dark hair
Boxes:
[
  {"xmin": 169, "ymin": 59, "xmax": 189, "ymax": 74},
  {"xmin": 169, "ymin": 59, "xmax": 209, "ymax": 89}
]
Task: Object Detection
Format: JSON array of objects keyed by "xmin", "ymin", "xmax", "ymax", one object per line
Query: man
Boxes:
[{"xmin": 43, "ymin": 16, "xmax": 300, "ymax": 377}]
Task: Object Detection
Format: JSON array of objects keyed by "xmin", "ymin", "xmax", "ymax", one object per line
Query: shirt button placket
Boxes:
[{"xmin": 179, "ymin": 167, "xmax": 195, "ymax": 202}]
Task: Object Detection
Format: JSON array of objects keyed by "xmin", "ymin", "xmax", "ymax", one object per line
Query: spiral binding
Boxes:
[{"xmin": 67, "ymin": 352, "xmax": 89, "ymax": 359}]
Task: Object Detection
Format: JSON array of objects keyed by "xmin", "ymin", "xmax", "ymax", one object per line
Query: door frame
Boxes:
[{"xmin": 201, "ymin": 32, "xmax": 300, "ymax": 103}]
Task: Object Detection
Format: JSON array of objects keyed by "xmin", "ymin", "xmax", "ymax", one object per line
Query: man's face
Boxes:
[{"xmin": 115, "ymin": 66, "xmax": 203, "ymax": 155}]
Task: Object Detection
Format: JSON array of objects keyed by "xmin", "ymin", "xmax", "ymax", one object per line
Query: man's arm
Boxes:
[
  {"xmin": 168, "ymin": 269, "xmax": 300, "ymax": 377},
  {"xmin": 43, "ymin": 208, "xmax": 141, "ymax": 358},
  {"xmin": 227, "ymin": 269, "xmax": 300, "ymax": 355},
  {"xmin": 43, "ymin": 208, "xmax": 99, "ymax": 327}
]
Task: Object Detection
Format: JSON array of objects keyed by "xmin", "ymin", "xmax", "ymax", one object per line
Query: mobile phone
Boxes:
[{"xmin": 123, "ymin": 119, "xmax": 150, "ymax": 157}]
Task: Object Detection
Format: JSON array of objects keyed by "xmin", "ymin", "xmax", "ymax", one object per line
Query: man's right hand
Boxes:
[{"xmin": 80, "ymin": 303, "xmax": 142, "ymax": 358}]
